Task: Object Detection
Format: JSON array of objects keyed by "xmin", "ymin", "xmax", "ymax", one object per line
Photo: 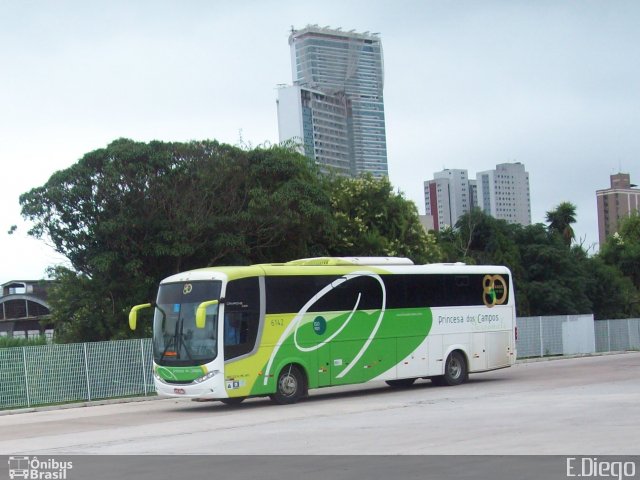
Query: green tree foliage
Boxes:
[
  {"xmin": 43, "ymin": 266, "xmax": 133, "ymax": 341},
  {"xmin": 455, "ymin": 209, "xmax": 522, "ymax": 269},
  {"xmin": 20, "ymin": 139, "xmax": 335, "ymax": 341},
  {"xmin": 597, "ymin": 213, "xmax": 640, "ymax": 316},
  {"xmin": 599, "ymin": 212, "xmax": 640, "ymax": 290},
  {"xmin": 517, "ymin": 233, "xmax": 591, "ymax": 316},
  {"xmin": 545, "ymin": 201, "xmax": 577, "ymax": 246},
  {"xmin": 435, "ymin": 203, "xmax": 639, "ymax": 318},
  {"xmin": 326, "ymin": 175, "xmax": 441, "ymax": 264},
  {"xmin": 581, "ymin": 256, "xmax": 640, "ymax": 319}
]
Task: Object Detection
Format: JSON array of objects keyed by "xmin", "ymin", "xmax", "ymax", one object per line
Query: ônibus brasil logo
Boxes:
[{"xmin": 8, "ymin": 456, "xmax": 73, "ymax": 480}]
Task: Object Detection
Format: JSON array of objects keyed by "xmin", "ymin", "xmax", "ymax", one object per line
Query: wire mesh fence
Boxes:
[
  {"xmin": 0, "ymin": 338, "xmax": 154, "ymax": 410},
  {"xmin": 595, "ymin": 318, "xmax": 640, "ymax": 353},
  {"xmin": 0, "ymin": 347, "xmax": 28, "ymax": 410},
  {"xmin": 516, "ymin": 315, "xmax": 596, "ymax": 358},
  {"xmin": 516, "ymin": 315, "xmax": 640, "ymax": 358}
]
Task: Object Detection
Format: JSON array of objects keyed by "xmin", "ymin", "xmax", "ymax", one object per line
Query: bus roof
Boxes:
[
  {"xmin": 285, "ymin": 257, "xmax": 415, "ymax": 266},
  {"xmin": 159, "ymin": 258, "xmax": 511, "ymax": 284}
]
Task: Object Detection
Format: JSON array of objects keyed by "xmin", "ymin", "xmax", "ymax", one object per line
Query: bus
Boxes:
[{"xmin": 129, "ymin": 257, "xmax": 516, "ymax": 405}]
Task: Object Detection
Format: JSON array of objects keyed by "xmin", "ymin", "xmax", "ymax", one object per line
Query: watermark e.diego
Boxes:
[
  {"xmin": 8, "ymin": 456, "xmax": 73, "ymax": 480},
  {"xmin": 567, "ymin": 457, "xmax": 637, "ymax": 480}
]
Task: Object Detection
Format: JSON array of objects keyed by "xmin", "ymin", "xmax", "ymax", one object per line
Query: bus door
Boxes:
[{"xmin": 222, "ymin": 277, "xmax": 261, "ymax": 397}]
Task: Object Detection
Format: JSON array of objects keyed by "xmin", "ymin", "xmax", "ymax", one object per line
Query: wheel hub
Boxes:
[{"xmin": 280, "ymin": 374, "xmax": 297, "ymax": 396}]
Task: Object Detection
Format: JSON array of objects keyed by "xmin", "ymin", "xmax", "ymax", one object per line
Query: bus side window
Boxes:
[{"xmin": 224, "ymin": 277, "xmax": 260, "ymax": 360}]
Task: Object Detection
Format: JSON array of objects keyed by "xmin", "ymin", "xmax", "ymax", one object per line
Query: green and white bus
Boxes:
[{"xmin": 129, "ymin": 257, "xmax": 516, "ymax": 405}]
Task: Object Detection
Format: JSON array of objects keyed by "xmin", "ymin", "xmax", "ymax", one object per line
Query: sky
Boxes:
[{"xmin": 1, "ymin": 0, "xmax": 639, "ymax": 284}]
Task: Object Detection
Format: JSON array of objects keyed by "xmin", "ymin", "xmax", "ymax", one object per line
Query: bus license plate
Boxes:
[{"xmin": 174, "ymin": 388, "xmax": 186, "ymax": 395}]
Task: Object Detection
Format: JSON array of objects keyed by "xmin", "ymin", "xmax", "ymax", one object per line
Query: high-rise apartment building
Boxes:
[
  {"xmin": 476, "ymin": 163, "xmax": 531, "ymax": 226},
  {"xmin": 424, "ymin": 163, "xmax": 531, "ymax": 231},
  {"xmin": 277, "ymin": 25, "xmax": 388, "ymax": 177},
  {"xmin": 596, "ymin": 173, "xmax": 640, "ymax": 244},
  {"xmin": 277, "ymin": 85, "xmax": 352, "ymax": 175},
  {"xmin": 424, "ymin": 169, "xmax": 474, "ymax": 231}
]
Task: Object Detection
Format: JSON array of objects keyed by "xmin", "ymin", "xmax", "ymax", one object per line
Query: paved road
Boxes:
[{"xmin": 1, "ymin": 353, "xmax": 639, "ymax": 455}]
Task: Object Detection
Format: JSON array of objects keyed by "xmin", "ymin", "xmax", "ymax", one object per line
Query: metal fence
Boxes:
[
  {"xmin": 0, "ymin": 338, "xmax": 154, "ymax": 410},
  {"xmin": 595, "ymin": 318, "xmax": 640, "ymax": 353},
  {"xmin": 2, "ymin": 317, "xmax": 640, "ymax": 410},
  {"xmin": 516, "ymin": 315, "xmax": 640, "ymax": 358}
]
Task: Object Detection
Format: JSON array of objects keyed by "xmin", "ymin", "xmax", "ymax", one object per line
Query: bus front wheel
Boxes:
[
  {"xmin": 270, "ymin": 365, "xmax": 306, "ymax": 405},
  {"xmin": 432, "ymin": 351, "xmax": 468, "ymax": 386}
]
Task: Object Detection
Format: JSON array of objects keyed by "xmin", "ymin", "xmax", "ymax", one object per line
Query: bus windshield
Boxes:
[{"xmin": 153, "ymin": 281, "xmax": 222, "ymax": 366}]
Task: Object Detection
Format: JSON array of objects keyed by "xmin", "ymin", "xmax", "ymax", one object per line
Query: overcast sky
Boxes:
[{"xmin": 1, "ymin": 0, "xmax": 639, "ymax": 284}]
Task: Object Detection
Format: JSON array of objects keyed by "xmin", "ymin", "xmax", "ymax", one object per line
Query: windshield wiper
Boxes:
[
  {"xmin": 159, "ymin": 313, "xmax": 195, "ymax": 363},
  {"xmin": 175, "ymin": 315, "xmax": 195, "ymax": 362},
  {"xmin": 160, "ymin": 313, "xmax": 179, "ymax": 362}
]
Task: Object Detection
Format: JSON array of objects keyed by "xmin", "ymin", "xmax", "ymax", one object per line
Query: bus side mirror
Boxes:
[
  {"xmin": 129, "ymin": 303, "xmax": 152, "ymax": 330},
  {"xmin": 195, "ymin": 300, "xmax": 219, "ymax": 329}
]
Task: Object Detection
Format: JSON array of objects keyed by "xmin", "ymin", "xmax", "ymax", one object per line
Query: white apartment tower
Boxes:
[
  {"xmin": 424, "ymin": 169, "xmax": 475, "ymax": 231},
  {"xmin": 277, "ymin": 25, "xmax": 388, "ymax": 177},
  {"xmin": 476, "ymin": 162, "xmax": 531, "ymax": 225}
]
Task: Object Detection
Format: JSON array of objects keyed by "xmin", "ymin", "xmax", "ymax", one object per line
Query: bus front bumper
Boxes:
[{"xmin": 154, "ymin": 373, "xmax": 227, "ymax": 400}]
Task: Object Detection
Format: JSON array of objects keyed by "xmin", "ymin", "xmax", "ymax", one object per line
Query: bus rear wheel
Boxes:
[
  {"xmin": 433, "ymin": 351, "xmax": 468, "ymax": 386},
  {"xmin": 270, "ymin": 365, "xmax": 305, "ymax": 405}
]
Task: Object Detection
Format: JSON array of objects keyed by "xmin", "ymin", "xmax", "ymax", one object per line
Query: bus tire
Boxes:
[
  {"xmin": 270, "ymin": 365, "xmax": 305, "ymax": 405},
  {"xmin": 439, "ymin": 351, "xmax": 468, "ymax": 386},
  {"xmin": 385, "ymin": 378, "xmax": 416, "ymax": 388},
  {"xmin": 220, "ymin": 397, "xmax": 245, "ymax": 406}
]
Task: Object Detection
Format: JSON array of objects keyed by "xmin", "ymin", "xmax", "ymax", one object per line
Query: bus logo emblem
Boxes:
[
  {"xmin": 313, "ymin": 316, "xmax": 327, "ymax": 335},
  {"xmin": 183, "ymin": 284, "xmax": 193, "ymax": 295},
  {"xmin": 483, "ymin": 275, "xmax": 507, "ymax": 307}
]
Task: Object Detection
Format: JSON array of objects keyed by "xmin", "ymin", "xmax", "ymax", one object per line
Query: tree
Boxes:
[
  {"xmin": 582, "ymin": 256, "xmax": 640, "ymax": 319},
  {"xmin": 454, "ymin": 209, "xmax": 522, "ymax": 268},
  {"xmin": 435, "ymin": 212, "xmax": 597, "ymax": 317},
  {"xmin": 599, "ymin": 212, "xmax": 640, "ymax": 291},
  {"xmin": 241, "ymin": 145, "xmax": 337, "ymax": 262},
  {"xmin": 546, "ymin": 202, "xmax": 577, "ymax": 246},
  {"xmin": 434, "ymin": 204, "xmax": 638, "ymax": 318},
  {"xmin": 508, "ymin": 230, "xmax": 592, "ymax": 316},
  {"xmin": 326, "ymin": 174, "xmax": 441, "ymax": 264},
  {"xmin": 20, "ymin": 139, "xmax": 336, "ymax": 341},
  {"xmin": 598, "ymin": 212, "xmax": 640, "ymax": 317}
]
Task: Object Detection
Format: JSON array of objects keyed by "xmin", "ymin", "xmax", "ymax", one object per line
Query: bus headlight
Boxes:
[{"xmin": 193, "ymin": 370, "xmax": 220, "ymax": 384}]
